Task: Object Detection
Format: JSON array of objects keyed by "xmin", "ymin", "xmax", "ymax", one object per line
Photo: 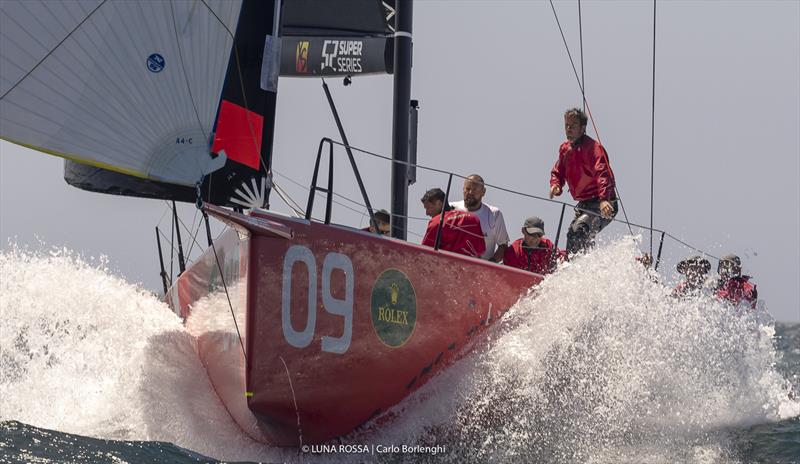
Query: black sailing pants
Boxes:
[{"xmin": 566, "ymin": 198, "xmax": 618, "ymax": 256}]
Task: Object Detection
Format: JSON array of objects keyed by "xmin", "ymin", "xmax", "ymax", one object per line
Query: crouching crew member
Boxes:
[
  {"xmin": 672, "ymin": 255, "xmax": 711, "ymax": 298},
  {"xmin": 420, "ymin": 188, "xmax": 486, "ymax": 258},
  {"xmin": 503, "ymin": 216, "xmax": 566, "ymax": 275},
  {"xmin": 364, "ymin": 209, "xmax": 391, "ymax": 235},
  {"xmin": 714, "ymin": 254, "xmax": 758, "ymax": 309},
  {"xmin": 549, "ymin": 107, "xmax": 618, "ymax": 256}
]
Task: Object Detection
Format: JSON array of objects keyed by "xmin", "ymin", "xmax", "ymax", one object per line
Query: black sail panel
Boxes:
[{"xmin": 201, "ymin": 0, "xmax": 279, "ymax": 208}]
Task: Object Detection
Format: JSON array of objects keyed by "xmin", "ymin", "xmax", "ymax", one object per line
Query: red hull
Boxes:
[{"xmin": 169, "ymin": 206, "xmax": 540, "ymax": 445}]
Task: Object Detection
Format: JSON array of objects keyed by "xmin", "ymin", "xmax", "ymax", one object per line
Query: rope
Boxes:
[
  {"xmin": 665, "ymin": 233, "xmax": 720, "ymax": 261},
  {"xmin": 0, "ymin": 0, "xmax": 109, "ymax": 101},
  {"xmin": 271, "ymin": 182, "xmax": 306, "ymax": 217},
  {"xmin": 157, "ymin": 229, "xmax": 195, "ymax": 268},
  {"xmin": 649, "ymin": 0, "xmax": 658, "ymax": 256},
  {"xmin": 197, "ymin": 0, "xmax": 275, "ymax": 207},
  {"xmin": 549, "ymin": 0, "xmax": 586, "ymax": 99},
  {"xmin": 183, "ymin": 209, "xmax": 203, "ymax": 259},
  {"xmin": 273, "ymin": 169, "xmax": 368, "ymax": 212},
  {"xmin": 169, "ymin": 0, "xmax": 208, "ymax": 145},
  {"xmin": 166, "ymin": 200, "xmax": 208, "ymax": 264},
  {"xmin": 323, "ymin": 139, "xmax": 721, "ymax": 260},
  {"xmin": 206, "ymin": 214, "xmax": 249, "ymax": 367},
  {"xmin": 578, "ymin": 0, "xmax": 585, "ymax": 111},
  {"xmin": 548, "ymin": 0, "xmax": 635, "ymax": 236},
  {"xmin": 169, "ymin": 202, "xmax": 175, "ymax": 280}
]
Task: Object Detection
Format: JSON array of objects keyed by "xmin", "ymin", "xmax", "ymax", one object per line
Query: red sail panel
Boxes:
[{"xmin": 211, "ymin": 100, "xmax": 263, "ymax": 170}]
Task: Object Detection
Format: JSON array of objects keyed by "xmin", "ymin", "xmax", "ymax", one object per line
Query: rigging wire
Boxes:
[
  {"xmin": 325, "ymin": 139, "xmax": 715, "ymax": 258},
  {"xmin": 196, "ymin": 0, "xmax": 707, "ymax": 263},
  {"xmin": 169, "ymin": 202, "xmax": 175, "ymax": 280},
  {"xmin": 549, "ymin": 0, "xmax": 585, "ymax": 100},
  {"xmin": 169, "ymin": 0, "xmax": 209, "ymax": 144},
  {"xmin": 272, "ymin": 169, "xmax": 372, "ymax": 212},
  {"xmin": 271, "ymin": 182, "xmax": 306, "ymax": 217},
  {"xmin": 578, "ymin": 0, "xmax": 585, "ymax": 110},
  {"xmin": 649, "ymin": 0, "xmax": 658, "ymax": 257},
  {"xmin": 548, "ymin": 0, "xmax": 635, "ymax": 236},
  {"xmin": 197, "ymin": 0, "xmax": 277, "ymax": 208},
  {"xmin": 207, "ymin": 228, "xmax": 249, "ymax": 367},
  {"xmin": 170, "ymin": 203, "xmax": 209, "ymax": 263},
  {"xmin": 183, "ymin": 208, "xmax": 204, "ymax": 259},
  {"xmin": 273, "ymin": 164, "xmax": 427, "ymax": 233},
  {"xmin": 0, "ymin": 0, "xmax": 109, "ymax": 101},
  {"xmin": 157, "ymin": 229, "xmax": 195, "ymax": 268}
]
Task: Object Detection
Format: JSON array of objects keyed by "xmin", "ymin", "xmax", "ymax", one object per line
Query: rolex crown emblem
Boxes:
[{"xmin": 390, "ymin": 283, "xmax": 399, "ymax": 305}]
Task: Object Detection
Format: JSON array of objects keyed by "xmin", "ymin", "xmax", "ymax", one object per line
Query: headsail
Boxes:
[
  {"xmin": 1, "ymin": 0, "xmax": 394, "ymax": 207},
  {"xmin": 58, "ymin": 0, "xmax": 394, "ymax": 204},
  {"xmin": 0, "ymin": 0, "xmax": 242, "ymax": 186}
]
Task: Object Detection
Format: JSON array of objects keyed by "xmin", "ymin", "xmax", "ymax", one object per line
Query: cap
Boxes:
[
  {"xmin": 523, "ymin": 216, "xmax": 545, "ymax": 235},
  {"xmin": 677, "ymin": 255, "xmax": 711, "ymax": 274},
  {"xmin": 719, "ymin": 254, "xmax": 741, "ymax": 266},
  {"xmin": 718, "ymin": 253, "xmax": 742, "ymax": 276}
]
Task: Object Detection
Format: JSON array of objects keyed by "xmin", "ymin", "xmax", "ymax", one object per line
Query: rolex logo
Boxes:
[{"xmin": 371, "ymin": 269, "xmax": 417, "ymax": 347}]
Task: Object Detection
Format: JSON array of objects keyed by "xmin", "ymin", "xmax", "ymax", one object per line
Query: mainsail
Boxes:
[{"xmin": 1, "ymin": 0, "xmax": 395, "ymax": 207}]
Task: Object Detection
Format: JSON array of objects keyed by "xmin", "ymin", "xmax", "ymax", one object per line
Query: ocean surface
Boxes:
[{"xmin": 1, "ymin": 241, "xmax": 798, "ymax": 463}]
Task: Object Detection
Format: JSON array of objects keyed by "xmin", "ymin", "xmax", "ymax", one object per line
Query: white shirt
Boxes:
[{"xmin": 451, "ymin": 200, "xmax": 509, "ymax": 260}]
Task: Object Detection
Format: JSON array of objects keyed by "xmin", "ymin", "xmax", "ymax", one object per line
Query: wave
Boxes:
[{"xmin": 1, "ymin": 240, "xmax": 797, "ymax": 463}]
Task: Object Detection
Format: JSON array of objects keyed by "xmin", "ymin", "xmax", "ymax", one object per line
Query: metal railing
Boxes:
[{"xmin": 303, "ymin": 137, "xmax": 717, "ymax": 271}]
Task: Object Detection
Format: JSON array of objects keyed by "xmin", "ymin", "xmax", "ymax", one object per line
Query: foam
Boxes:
[{"xmin": 1, "ymin": 240, "xmax": 796, "ymax": 463}]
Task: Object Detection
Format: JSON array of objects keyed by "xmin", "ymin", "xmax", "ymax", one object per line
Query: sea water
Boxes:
[{"xmin": 1, "ymin": 241, "xmax": 798, "ymax": 463}]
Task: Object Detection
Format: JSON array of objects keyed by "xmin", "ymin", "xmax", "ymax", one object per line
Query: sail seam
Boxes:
[
  {"xmin": 0, "ymin": 0, "xmax": 108, "ymax": 101},
  {"xmin": 169, "ymin": 0, "xmax": 208, "ymax": 145}
]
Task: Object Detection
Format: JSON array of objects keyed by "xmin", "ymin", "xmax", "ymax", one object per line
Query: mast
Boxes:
[{"xmin": 390, "ymin": 0, "xmax": 414, "ymax": 240}]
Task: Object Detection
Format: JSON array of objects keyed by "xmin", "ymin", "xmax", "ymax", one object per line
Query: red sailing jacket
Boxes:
[
  {"xmin": 503, "ymin": 237, "xmax": 566, "ymax": 275},
  {"xmin": 422, "ymin": 210, "xmax": 486, "ymax": 258},
  {"xmin": 550, "ymin": 135, "xmax": 616, "ymax": 201},
  {"xmin": 716, "ymin": 276, "xmax": 758, "ymax": 309}
]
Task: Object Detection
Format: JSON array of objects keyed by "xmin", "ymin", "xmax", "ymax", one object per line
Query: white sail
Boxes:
[{"xmin": 0, "ymin": 0, "xmax": 241, "ymax": 186}]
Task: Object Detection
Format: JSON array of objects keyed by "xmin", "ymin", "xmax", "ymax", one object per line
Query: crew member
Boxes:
[
  {"xmin": 421, "ymin": 188, "xmax": 485, "ymax": 258},
  {"xmin": 714, "ymin": 254, "xmax": 758, "ymax": 309},
  {"xmin": 549, "ymin": 108, "xmax": 618, "ymax": 255},
  {"xmin": 503, "ymin": 216, "xmax": 566, "ymax": 275},
  {"xmin": 451, "ymin": 174, "xmax": 509, "ymax": 262},
  {"xmin": 363, "ymin": 209, "xmax": 391, "ymax": 236},
  {"xmin": 672, "ymin": 255, "xmax": 712, "ymax": 298}
]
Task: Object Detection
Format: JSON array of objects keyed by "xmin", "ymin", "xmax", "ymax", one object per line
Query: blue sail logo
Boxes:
[{"xmin": 147, "ymin": 53, "xmax": 165, "ymax": 73}]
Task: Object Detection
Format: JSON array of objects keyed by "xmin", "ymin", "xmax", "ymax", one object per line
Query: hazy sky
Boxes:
[{"xmin": 1, "ymin": 0, "xmax": 798, "ymax": 322}]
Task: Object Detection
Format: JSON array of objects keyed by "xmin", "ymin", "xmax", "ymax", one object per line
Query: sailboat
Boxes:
[{"xmin": 1, "ymin": 0, "xmax": 545, "ymax": 445}]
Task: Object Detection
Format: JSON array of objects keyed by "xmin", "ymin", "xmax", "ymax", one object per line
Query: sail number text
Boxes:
[{"xmin": 281, "ymin": 245, "xmax": 353, "ymax": 354}]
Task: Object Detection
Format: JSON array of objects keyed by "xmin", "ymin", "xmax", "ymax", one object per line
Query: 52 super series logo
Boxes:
[{"xmin": 321, "ymin": 40, "xmax": 363, "ymax": 73}]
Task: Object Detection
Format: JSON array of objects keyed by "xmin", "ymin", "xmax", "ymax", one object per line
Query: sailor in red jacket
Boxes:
[
  {"xmin": 549, "ymin": 108, "xmax": 618, "ymax": 255},
  {"xmin": 503, "ymin": 216, "xmax": 566, "ymax": 275},
  {"xmin": 420, "ymin": 188, "xmax": 486, "ymax": 258},
  {"xmin": 714, "ymin": 254, "xmax": 758, "ymax": 309}
]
